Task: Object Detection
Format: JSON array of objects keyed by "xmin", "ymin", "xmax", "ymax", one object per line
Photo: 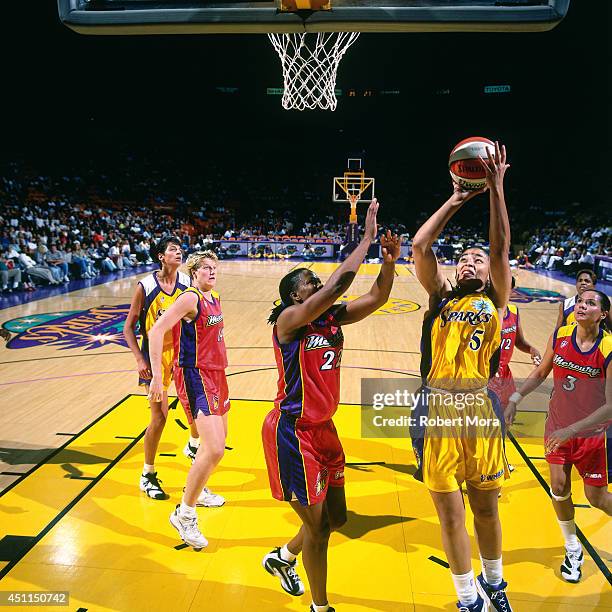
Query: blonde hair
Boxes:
[{"xmin": 184, "ymin": 250, "xmax": 218, "ymax": 278}]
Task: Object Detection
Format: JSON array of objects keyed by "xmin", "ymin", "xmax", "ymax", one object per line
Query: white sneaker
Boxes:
[
  {"xmin": 183, "ymin": 441, "xmax": 199, "ymax": 463},
  {"xmin": 139, "ymin": 472, "xmax": 168, "ymax": 500},
  {"xmin": 196, "ymin": 487, "xmax": 225, "ymax": 507},
  {"xmin": 169, "ymin": 505, "xmax": 208, "ymax": 549},
  {"xmin": 560, "ymin": 547, "xmax": 584, "ymax": 583}
]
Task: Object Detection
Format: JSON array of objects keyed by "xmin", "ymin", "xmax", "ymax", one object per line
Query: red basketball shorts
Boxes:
[
  {"xmin": 545, "ymin": 434, "xmax": 610, "ymax": 487},
  {"xmin": 488, "ymin": 366, "xmax": 516, "ymax": 408},
  {"xmin": 262, "ymin": 409, "xmax": 345, "ymax": 506},
  {"xmin": 174, "ymin": 366, "xmax": 230, "ymax": 423}
]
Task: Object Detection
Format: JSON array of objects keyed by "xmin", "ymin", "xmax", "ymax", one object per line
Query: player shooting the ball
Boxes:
[{"xmin": 410, "ymin": 141, "xmax": 513, "ymax": 612}]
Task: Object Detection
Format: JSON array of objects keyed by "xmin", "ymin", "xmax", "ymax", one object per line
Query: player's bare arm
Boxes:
[
  {"xmin": 277, "ymin": 200, "xmax": 378, "ymax": 340},
  {"xmin": 505, "ymin": 334, "xmax": 555, "ymax": 426},
  {"xmin": 123, "ymin": 283, "xmax": 150, "ymax": 380},
  {"xmin": 516, "ymin": 316, "xmax": 542, "ymax": 365},
  {"xmin": 336, "ymin": 229, "xmax": 400, "ymax": 325},
  {"xmin": 479, "ymin": 141, "xmax": 512, "ymax": 310},
  {"xmin": 147, "ymin": 291, "xmax": 198, "ymax": 402},
  {"xmin": 546, "ymin": 360, "xmax": 612, "ymax": 451},
  {"xmin": 412, "ymin": 184, "xmax": 483, "ymax": 298}
]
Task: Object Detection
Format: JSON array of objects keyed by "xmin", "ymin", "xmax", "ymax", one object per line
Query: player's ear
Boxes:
[{"xmin": 290, "ymin": 291, "xmax": 301, "ymax": 304}]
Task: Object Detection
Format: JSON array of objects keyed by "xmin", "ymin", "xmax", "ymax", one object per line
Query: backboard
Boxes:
[
  {"xmin": 57, "ymin": 1, "xmax": 571, "ymax": 35},
  {"xmin": 333, "ymin": 159, "xmax": 375, "ymax": 204}
]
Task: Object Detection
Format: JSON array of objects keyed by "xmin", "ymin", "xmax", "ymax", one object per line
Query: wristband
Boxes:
[{"xmin": 508, "ymin": 392, "xmax": 523, "ymax": 405}]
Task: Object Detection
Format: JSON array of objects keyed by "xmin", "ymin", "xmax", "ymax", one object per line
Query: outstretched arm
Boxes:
[
  {"xmin": 504, "ymin": 333, "xmax": 555, "ymax": 426},
  {"xmin": 546, "ymin": 361, "xmax": 612, "ymax": 451},
  {"xmin": 335, "ymin": 230, "xmax": 401, "ymax": 325},
  {"xmin": 412, "ymin": 185, "xmax": 484, "ymax": 297},
  {"xmin": 481, "ymin": 142, "xmax": 512, "ymax": 309},
  {"xmin": 277, "ymin": 200, "xmax": 378, "ymax": 337},
  {"xmin": 515, "ymin": 312, "xmax": 542, "ymax": 365}
]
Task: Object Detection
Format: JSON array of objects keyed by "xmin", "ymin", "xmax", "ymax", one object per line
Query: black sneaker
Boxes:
[
  {"xmin": 262, "ymin": 547, "xmax": 305, "ymax": 596},
  {"xmin": 477, "ymin": 574, "xmax": 512, "ymax": 611},
  {"xmin": 309, "ymin": 607, "xmax": 335, "ymax": 612},
  {"xmin": 139, "ymin": 472, "xmax": 168, "ymax": 500}
]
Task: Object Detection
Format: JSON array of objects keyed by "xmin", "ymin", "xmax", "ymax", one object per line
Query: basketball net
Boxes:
[{"xmin": 267, "ymin": 32, "xmax": 360, "ymax": 111}]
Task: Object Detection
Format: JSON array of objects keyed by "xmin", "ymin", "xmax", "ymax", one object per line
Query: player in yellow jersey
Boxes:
[
  {"xmin": 124, "ymin": 236, "xmax": 199, "ymax": 500},
  {"xmin": 411, "ymin": 142, "xmax": 513, "ymax": 612}
]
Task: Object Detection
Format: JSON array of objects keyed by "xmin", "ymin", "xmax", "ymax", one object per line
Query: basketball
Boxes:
[{"xmin": 449, "ymin": 136, "xmax": 495, "ymax": 190}]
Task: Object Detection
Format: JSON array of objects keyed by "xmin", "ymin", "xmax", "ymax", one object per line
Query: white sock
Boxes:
[
  {"xmin": 279, "ymin": 544, "xmax": 297, "ymax": 563},
  {"xmin": 480, "ymin": 556, "xmax": 503, "ymax": 588},
  {"xmin": 558, "ymin": 519, "xmax": 582, "ymax": 552},
  {"xmin": 451, "ymin": 570, "xmax": 477, "ymax": 606},
  {"xmin": 179, "ymin": 500, "xmax": 197, "ymax": 517},
  {"xmin": 311, "ymin": 604, "xmax": 329, "ymax": 612},
  {"xmin": 189, "ymin": 436, "xmax": 200, "ymax": 447},
  {"xmin": 143, "ymin": 463, "xmax": 155, "ymax": 474}
]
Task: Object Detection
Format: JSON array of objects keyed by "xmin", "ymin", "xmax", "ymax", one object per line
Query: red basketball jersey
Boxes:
[
  {"xmin": 498, "ymin": 303, "xmax": 519, "ymax": 374},
  {"xmin": 273, "ymin": 309, "xmax": 343, "ymax": 424},
  {"xmin": 547, "ymin": 325, "xmax": 612, "ymax": 436},
  {"xmin": 173, "ymin": 287, "xmax": 228, "ymax": 370}
]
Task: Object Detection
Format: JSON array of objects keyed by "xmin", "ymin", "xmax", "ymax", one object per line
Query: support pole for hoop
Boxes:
[{"xmin": 348, "ymin": 193, "xmax": 359, "ymax": 224}]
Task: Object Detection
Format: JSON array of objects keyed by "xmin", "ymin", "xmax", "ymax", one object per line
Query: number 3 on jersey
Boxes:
[{"xmin": 321, "ymin": 349, "xmax": 342, "ymax": 370}]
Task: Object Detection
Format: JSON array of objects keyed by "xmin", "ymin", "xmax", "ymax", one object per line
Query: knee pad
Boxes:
[{"xmin": 550, "ymin": 487, "xmax": 571, "ymax": 502}]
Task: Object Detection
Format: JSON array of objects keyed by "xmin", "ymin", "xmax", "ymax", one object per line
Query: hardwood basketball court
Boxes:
[{"xmin": 0, "ymin": 260, "xmax": 610, "ymax": 610}]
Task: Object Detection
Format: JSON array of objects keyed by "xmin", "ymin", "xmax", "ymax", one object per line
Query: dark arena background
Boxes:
[{"xmin": 0, "ymin": 1, "xmax": 610, "ymax": 611}]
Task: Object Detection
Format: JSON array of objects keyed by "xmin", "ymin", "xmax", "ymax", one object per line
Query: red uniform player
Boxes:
[
  {"xmin": 148, "ymin": 251, "xmax": 228, "ymax": 551},
  {"xmin": 261, "ymin": 201, "xmax": 400, "ymax": 612},
  {"xmin": 506, "ymin": 289, "xmax": 612, "ymax": 584}
]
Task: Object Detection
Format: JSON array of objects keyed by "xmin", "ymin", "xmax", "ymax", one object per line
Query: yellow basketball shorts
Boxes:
[
  {"xmin": 139, "ymin": 347, "xmax": 174, "ymax": 390},
  {"xmin": 410, "ymin": 387, "xmax": 509, "ymax": 493}
]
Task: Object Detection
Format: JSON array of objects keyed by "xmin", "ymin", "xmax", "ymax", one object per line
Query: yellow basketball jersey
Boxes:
[
  {"xmin": 562, "ymin": 295, "xmax": 577, "ymax": 326},
  {"xmin": 139, "ymin": 271, "xmax": 191, "ymax": 356},
  {"xmin": 421, "ymin": 292, "xmax": 501, "ymax": 389}
]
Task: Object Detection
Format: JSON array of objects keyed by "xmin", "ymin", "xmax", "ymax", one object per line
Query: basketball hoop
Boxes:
[{"xmin": 267, "ymin": 31, "xmax": 360, "ymax": 111}]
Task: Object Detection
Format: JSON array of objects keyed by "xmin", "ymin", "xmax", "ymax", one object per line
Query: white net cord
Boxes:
[{"xmin": 268, "ymin": 31, "xmax": 360, "ymax": 111}]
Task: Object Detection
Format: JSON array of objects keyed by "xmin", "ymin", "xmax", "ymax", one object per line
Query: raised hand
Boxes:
[
  {"xmin": 449, "ymin": 180, "xmax": 487, "ymax": 207},
  {"xmin": 479, "ymin": 140, "xmax": 510, "ymax": 190},
  {"xmin": 364, "ymin": 198, "xmax": 379, "ymax": 242},
  {"xmin": 380, "ymin": 230, "xmax": 401, "ymax": 263}
]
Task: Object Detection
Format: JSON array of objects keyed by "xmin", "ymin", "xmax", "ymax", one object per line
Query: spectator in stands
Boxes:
[
  {"xmin": 45, "ymin": 243, "xmax": 70, "ymax": 282},
  {"xmin": 546, "ymin": 246, "xmax": 565, "ymax": 271},
  {"xmin": 0, "ymin": 253, "xmax": 22, "ymax": 292},
  {"xmin": 516, "ymin": 250, "xmax": 534, "ymax": 269},
  {"xmin": 578, "ymin": 248, "xmax": 595, "ymax": 269},
  {"xmin": 535, "ymin": 242, "xmax": 553, "ymax": 268},
  {"xmin": 17, "ymin": 249, "xmax": 60, "ymax": 286},
  {"xmin": 72, "ymin": 241, "xmax": 97, "ymax": 278}
]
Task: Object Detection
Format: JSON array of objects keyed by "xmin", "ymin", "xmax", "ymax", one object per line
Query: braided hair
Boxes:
[{"xmin": 268, "ymin": 268, "xmax": 309, "ymax": 324}]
